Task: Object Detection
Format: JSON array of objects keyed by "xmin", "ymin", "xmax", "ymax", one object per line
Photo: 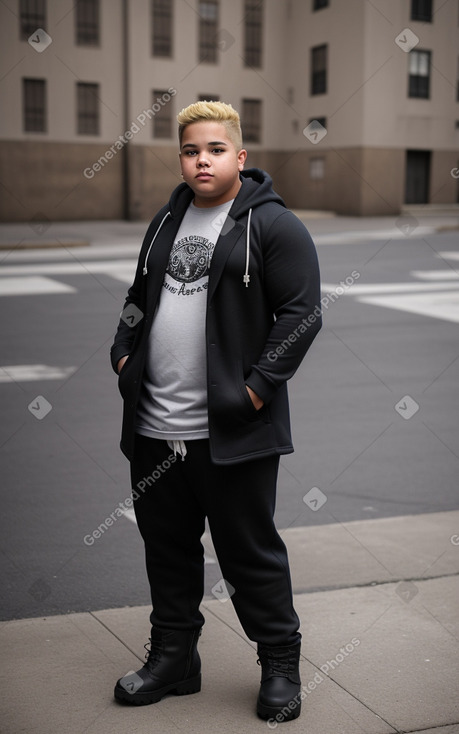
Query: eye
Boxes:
[
  {"xmin": 184, "ymin": 150, "xmax": 198, "ymax": 156},
  {"xmin": 212, "ymin": 148, "xmax": 225, "ymax": 154}
]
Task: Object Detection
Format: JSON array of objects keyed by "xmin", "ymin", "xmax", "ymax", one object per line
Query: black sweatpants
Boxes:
[{"xmin": 130, "ymin": 434, "xmax": 301, "ymax": 647}]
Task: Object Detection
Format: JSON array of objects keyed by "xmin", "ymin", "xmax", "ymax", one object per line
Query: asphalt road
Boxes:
[{"xmin": 1, "ymin": 220, "xmax": 458, "ymax": 620}]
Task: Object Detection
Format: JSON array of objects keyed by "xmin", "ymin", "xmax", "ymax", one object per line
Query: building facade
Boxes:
[{"xmin": 0, "ymin": 0, "xmax": 458, "ymax": 221}]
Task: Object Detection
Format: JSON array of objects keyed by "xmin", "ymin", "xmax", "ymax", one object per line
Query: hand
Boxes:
[
  {"xmin": 246, "ymin": 385, "xmax": 264, "ymax": 410},
  {"xmin": 117, "ymin": 356, "xmax": 129, "ymax": 374}
]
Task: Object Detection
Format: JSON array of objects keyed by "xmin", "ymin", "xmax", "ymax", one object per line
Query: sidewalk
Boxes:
[
  {"xmin": 1, "ymin": 510, "xmax": 458, "ymax": 734},
  {"xmin": 0, "ymin": 207, "xmax": 458, "ymax": 254}
]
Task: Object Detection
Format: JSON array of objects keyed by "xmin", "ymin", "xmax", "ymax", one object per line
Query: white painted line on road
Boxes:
[
  {"xmin": 321, "ymin": 281, "xmax": 459, "ymax": 295},
  {"xmin": 438, "ymin": 251, "xmax": 459, "ymax": 261},
  {"xmin": 0, "ymin": 260, "xmax": 137, "ymax": 277},
  {"xmin": 410, "ymin": 270, "xmax": 459, "ymax": 280},
  {"xmin": 0, "ymin": 276, "xmax": 77, "ymax": 296},
  {"xmin": 357, "ymin": 291, "xmax": 459, "ymax": 324},
  {"xmin": 313, "ymin": 226, "xmax": 435, "ymax": 245},
  {"xmin": 0, "ymin": 364, "xmax": 76, "ymax": 383}
]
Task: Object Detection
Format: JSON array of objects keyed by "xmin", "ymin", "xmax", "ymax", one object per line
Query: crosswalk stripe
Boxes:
[
  {"xmin": 357, "ymin": 291, "xmax": 459, "ymax": 324},
  {"xmin": 0, "ymin": 365, "xmax": 76, "ymax": 383},
  {"xmin": 0, "ymin": 276, "xmax": 77, "ymax": 296}
]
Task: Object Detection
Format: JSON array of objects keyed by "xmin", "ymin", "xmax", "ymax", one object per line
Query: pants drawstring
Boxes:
[{"xmin": 167, "ymin": 439, "xmax": 187, "ymax": 460}]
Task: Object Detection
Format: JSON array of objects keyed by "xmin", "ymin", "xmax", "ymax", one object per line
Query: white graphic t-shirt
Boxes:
[{"xmin": 136, "ymin": 198, "xmax": 234, "ymax": 440}]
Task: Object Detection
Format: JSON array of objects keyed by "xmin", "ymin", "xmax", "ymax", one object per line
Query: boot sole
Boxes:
[
  {"xmin": 114, "ymin": 673, "xmax": 201, "ymax": 706},
  {"xmin": 257, "ymin": 700, "xmax": 301, "ymax": 722}
]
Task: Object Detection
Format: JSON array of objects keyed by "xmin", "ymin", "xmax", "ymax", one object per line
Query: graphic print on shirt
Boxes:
[{"xmin": 166, "ymin": 235, "xmax": 215, "ymax": 287}]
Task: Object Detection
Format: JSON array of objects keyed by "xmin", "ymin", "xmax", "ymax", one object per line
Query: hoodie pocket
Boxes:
[{"xmin": 236, "ymin": 361, "xmax": 271, "ymax": 424}]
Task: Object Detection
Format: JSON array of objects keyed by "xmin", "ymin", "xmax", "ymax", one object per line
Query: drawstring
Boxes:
[
  {"xmin": 167, "ymin": 439, "xmax": 187, "ymax": 460},
  {"xmin": 143, "ymin": 212, "xmax": 171, "ymax": 275},
  {"xmin": 243, "ymin": 208, "xmax": 252, "ymax": 287},
  {"xmin": 143, "ymin": 207, "xmax": 252, "ymax": 287}
]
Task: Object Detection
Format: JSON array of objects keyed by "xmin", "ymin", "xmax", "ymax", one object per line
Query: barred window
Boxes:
[
  {"xmin": 23, "ymin": 78, "xmax": 46, "ymax": 132},
  {"xmin": 311, "ymin": 44, "xmax": 327, "ymax": 95},
  {"xmin": 411, "ymin": 0, "xmax": 433, "ymax": 22},
  {"xmin": 77, "ymin": 82, "xmax": 100, "ymax": 135},
  {"xmin": 242, "ymin": 99, "xmax": 262, "ymax": 143},
  {"xmin": 199, "ymin": 0, "xmax": 219, "ymax": 64},
  {"xmin": 152, "ymin": 0, "xmax": 173, "ymax": 57},
  {"xmin": 76, "ymin": 0, "xmax": 100, "ymax": 45},
  {"xmin": 408, "ymin": 49, "xmax": 431, "ymax": 98},
  {"xmin": 244, "ymin": 0, "xmax": 263, "ymax": 68},
  {"xmin": 152, "ymin": 89, "xmax": 173, "ymax": 138},
  {"xmin": 20, "ymin": 0, "xmax": 46, "ymax": 40}
]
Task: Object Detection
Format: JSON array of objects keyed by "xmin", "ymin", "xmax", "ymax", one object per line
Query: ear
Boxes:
[{"xmin": 237, "ymin": 148, "xmax": 247, "ymax": 171}]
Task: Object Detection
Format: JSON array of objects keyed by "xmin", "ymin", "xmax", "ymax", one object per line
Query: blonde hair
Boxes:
[{"xmin": 177, "ymin": 101, "xmax": 243, "ymax": 151}]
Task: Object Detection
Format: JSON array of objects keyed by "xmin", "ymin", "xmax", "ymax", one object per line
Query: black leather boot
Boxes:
[
  {"xmin": 114, "ymin": 627, "xmax": 201, "ymax": 705},
  {"xmin": 256, "ymin": 642, "xmax": 302, "ymax": 722}
]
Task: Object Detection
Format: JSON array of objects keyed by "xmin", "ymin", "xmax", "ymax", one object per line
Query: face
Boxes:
[{"xmin": 179, "ymin": 121, "xmax": 247, "ymax": 208}]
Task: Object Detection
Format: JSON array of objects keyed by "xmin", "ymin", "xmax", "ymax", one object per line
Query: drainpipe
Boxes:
[{"xmin": 122, "ymin": 0, "xmax": 130, "ymax": 219}]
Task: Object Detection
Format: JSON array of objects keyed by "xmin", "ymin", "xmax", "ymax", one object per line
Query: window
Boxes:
[
  {"xmin": 408, "ymin": 49, "xmax": 431, "ymax": 98},
  {"xmin": 309, "ymin": 116, "xmax": 327, "ymax": 129},
  {"xmin": 198, "ymin": 94, "xmax": 220, "ymax": 101},
  {"xmin": 23, "ymin": 78, "xmax": 46, "ymax": 132},
  {"xmin": 152, "ymin": 0, "xmax": 173, "ymax": 57},
  {"xmin": 309, "ymin": 158, "xmax": 325, "ymax": 180},
  {"xmin": 199, "ymin": 0, "xmax": 219, "ymax": 63},
  {"xmin": 242, "ymin": 99, "xmax": 262, "ymax": 143},
  {"xmin": 20, "ymin": 0, "xmax": 46, "ymax": 40},
  {"xmin": 244, "ymin": 0, "xmax": 263, "ymax": 68},
  {"xmin": 411, "ymin": 0, "xmax": 433, "ymax": 22},
  {"xmin": 76, "ymin": 0, "xmax": 99, "ymax": 45},
  {"xmin": 77, "ymin": 82, "xmax": 100, "ymax": 135},
  {"xmin": 313, "ymin": 0, "xmax": 328, "ymax": 10},
  {"xmin": 311, "ymin": 44, "xmax": 327, "ymax": 95},
  {"xmin": 152, "ymin": 89, "xmax": 173, "ymax": 137}
]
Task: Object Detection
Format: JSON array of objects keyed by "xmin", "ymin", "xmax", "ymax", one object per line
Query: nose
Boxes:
[{"xmin": 197, "ymin": 152, "xmax": 210, "ymax": 167}]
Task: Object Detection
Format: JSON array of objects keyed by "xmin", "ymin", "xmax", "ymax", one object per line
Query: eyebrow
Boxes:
[{"xmin": 182, "ymin": 141, "xmax": 228, "ymax": 149}]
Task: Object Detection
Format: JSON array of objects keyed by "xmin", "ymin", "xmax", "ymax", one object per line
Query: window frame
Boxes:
[
  {"xmin": 198, "ymin": 0, "xmax": 219, "ymax": 64},
  {"xmin": 410, "ymin": 0, "xmax": 433, "ymax": 22},
  {"xmin": 152, "ymin": 0, "xmax": 173, "ymax": 57},
  {"xmin": 408, "ymin": 49, "xmax": 431, "ymax": 99},
  {"xmin": 23, "ymin": 77, "xmax": 47, "ymax": 133},
  {"xmin": 311, "ymin": 44, "xmax": 328, "ymax": 96},
  {"xmin": 152, "ymin": 88, "xmax": 173, "ymax": 138},
  {"xmin": 20, "ymin": 0, "xmax": 46, "ymax": 40},
  {"xmin": 77, "ymin": 82, "xmax": 100, "ymax": 136},
  {"xmin": 243, "ymin": 0, "xmax": 263, "ymax": 68},
  {"xmin": 75, "ymin": 0, "xmax": 100, "ymax": 46},
  {"xmin": 242, "ymin": 98, "xmax": 262, "ymax": 144}
]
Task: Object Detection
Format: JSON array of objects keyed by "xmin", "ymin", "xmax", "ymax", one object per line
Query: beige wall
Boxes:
[
  {"xmin": 0, "ymin": 0, "xmax": 125, "ymax": 143},
  {"xmin": 0, "ymin": 0, "xmax": 458, "ymax": 221},
  {"xmin": 0, "ymin": 141, "xmax": 124, "ymax": 221}
]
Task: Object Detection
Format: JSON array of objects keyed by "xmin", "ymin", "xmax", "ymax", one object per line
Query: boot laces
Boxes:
[
  {"xmin": 144, "ymin": 634, "xmax": 163, "ymax": 670},
  {"xmin": 258, "ymin": 648, "xmax": 295, "ymax": 678}
]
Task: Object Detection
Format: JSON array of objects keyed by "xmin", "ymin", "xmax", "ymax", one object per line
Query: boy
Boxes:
[{"xmin": 110, "ymin": 101, "xmax": 321, "ymax": 722}]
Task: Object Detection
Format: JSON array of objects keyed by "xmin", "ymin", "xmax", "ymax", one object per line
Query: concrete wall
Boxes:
[
  {"xmin": 0, "ymin": 141, "xmax": 124, "ymax": 222},
  {"xmin": 0, "ymin": 0, "xmax": 457, "ymax": 221}
]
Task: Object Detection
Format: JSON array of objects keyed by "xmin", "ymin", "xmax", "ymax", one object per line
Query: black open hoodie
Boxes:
[{"xmin": 111, "ymin": 168, "xmax": 322, "ymax": 464}]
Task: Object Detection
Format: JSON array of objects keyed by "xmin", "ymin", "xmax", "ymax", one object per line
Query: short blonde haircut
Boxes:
[{"xmin": 177, "ymin": 101, "xmax": 243, "ymax": 151}]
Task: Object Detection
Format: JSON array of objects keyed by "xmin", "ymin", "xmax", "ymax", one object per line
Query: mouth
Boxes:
[{"xmin": 196, "ymin": 172, "xmax": 213, "ymax": 180}]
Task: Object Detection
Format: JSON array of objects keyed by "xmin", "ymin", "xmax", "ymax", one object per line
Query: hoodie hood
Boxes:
[
  {"xmin": 167, "ymin": 167, "xmax": 285, "ymax": 220},
  {"xmin": 143, "ymin": 168, "xmax": 285, "ymax": 284}
]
